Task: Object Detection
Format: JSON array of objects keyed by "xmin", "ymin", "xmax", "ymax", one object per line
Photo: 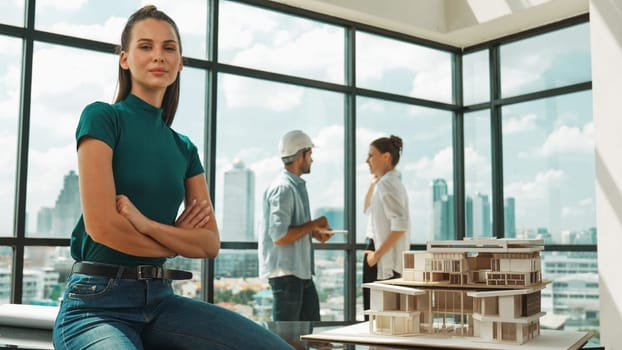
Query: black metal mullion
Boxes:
[
  {"xmin": 489, "ymin": 46, "xmax": 504, "ymax": 238},
  {"xmin": 203, "ymin": 0, "xmax": 219, "ymax": 304},
  {"xmin": 453, "ymin": 52, "xmax": 465, "ymax": 240},
  {"xmin": 11, "ymin": 0, "xmax": 38, "ymax": 305},
  {"xmin": 344, "ymin": 26, "xmax": 357, "ymax": 322}
]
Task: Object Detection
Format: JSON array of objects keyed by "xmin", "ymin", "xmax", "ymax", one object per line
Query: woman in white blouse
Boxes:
[{"xmin": 362, "ymin": 135, "xmax": 411, "ymax": 315}]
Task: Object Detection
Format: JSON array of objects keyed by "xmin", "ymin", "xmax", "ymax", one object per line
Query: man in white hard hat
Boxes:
[{"xmin": 258, "ymin": 130, "xmax": 333, "ymax": 321}]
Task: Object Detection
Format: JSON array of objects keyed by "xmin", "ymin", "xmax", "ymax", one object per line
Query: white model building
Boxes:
[{"xmin": 364, "ymin": 238, "xmax": 548, "ymax": 344}]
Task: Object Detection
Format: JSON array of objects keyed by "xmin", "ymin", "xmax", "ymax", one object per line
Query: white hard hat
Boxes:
[{"xmin": 279, "ymin": 130, "xmax": 315, "ymax": 158}]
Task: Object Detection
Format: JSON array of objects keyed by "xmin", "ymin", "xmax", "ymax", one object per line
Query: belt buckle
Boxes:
[{"xmin": 137, "ymin": 265, "xmax": 162, "ymax": 280}]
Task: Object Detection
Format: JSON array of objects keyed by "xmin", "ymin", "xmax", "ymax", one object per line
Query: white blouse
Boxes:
[{"xmin": 365, "ymin": 170, "xmax": 410, "ymax": 279}]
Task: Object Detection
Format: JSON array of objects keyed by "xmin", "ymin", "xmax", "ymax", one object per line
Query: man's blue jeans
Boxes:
[
  {"xmin": 268, "ymin": 275, "xmax": 320, "ymax": 321},
  {"xmin": 53, "ymin": 273, "xmax": 292, "ymax": 349}
]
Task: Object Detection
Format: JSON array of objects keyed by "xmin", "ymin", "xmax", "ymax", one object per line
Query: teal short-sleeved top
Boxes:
[{"xmin": 71, "ymin": 94, "xmax": 204, "ymax": 266}]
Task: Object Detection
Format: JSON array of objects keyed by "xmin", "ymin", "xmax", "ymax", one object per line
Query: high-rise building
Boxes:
[
  {"xmin": 465, "ymin": 196, "xmax": 473, "ymax": 237},
  {"xmin": 472, "ymin": 193, "xmax": 491, "ymax": 237},
  {"xmin": 222, "ymin": 159, "xmax": 255, "ymax": 241},
  {"xmin": 36, "ymin": 170, "xmax": 81, "ymax": 237},
  {"xmin": 432, "ymin": 178, "xmax": 448, "ymax": 202},
  {"xmin": 504, "ymin": 197, "xmax": 516, "ymax": 238},
  {"xmin": 431, "ymin": 179, "xmax": 454, "ymax": 240},
  {"xmin": 433, "ymin": 195, "xmax": 454, "ymax": 241}
]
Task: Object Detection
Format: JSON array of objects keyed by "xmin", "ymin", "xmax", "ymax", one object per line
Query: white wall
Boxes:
[{"xmin": 591, "ymin": 0, "xmax": 622, "ymax": 348}]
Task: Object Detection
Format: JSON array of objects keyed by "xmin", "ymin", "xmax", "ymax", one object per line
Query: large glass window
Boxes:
[
  {"xmin": 464, "ymin": 110, "xmax": 493, "ymax": 238},
  {"xmin": 463, "ymin": 50, "xmax": 490, "ymax": 105},
  {"xmin": 0, "ymin": 36, "xmax": 22, "ymax": 237},
  {"xmin": 356, "ymin": 31, "xmax": 452, "ymax": 103},
  {"xmin": 218, "ymin": 0, "xmax": 344, "ymax": 83},
  {"xmin": 26, "ymin": 43, "xmax": 117, "ymax": 238},
  {"xmin": 215, "ymin": 73, "xmax": 344, "ymax": 242},
  {"xmin": 356, "ymin": 97, "xmax": 453, "ymax": 244},
  {"xmin": 501, "ymin": 23, "xmax": 591, "ymax": 97},
  {"xmin": 34, "ymin": 1, "xmax": 209, "ymax": 59},
  {"xmin": 502, "ymin": 91, "xmax": 594, "ymax": 243}
]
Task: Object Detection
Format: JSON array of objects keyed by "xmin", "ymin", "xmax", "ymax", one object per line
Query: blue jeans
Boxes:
[
  {"xmin": 53, "ymin": 273, "xmax": 292, "ymax": 350},
  {"xmin": 268, "ymin": 275, "xmax": 320, "ymax": 321}
]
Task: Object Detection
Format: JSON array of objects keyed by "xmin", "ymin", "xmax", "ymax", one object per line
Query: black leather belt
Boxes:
[{"xmin": 72, "ymin": 261, "xmax": 192, "ymax": 280}]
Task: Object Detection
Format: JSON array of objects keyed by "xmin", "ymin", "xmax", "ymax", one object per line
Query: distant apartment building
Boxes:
[
  {"xmin": 504, "ymin": 197, "xmax": 516, "ymax": 238},
  {"xmin": 222, "ymin": 159, "xmax": 255, "ymax": 241},
  {"xmin": 540, "ymin": 251, "xmax": 599, "ymax": 330},
  {"xmin": 36, "ymin": 170, "xmax": 81, "ymax": 237},
  {"xmin": 431, "ymin": 179, "xmax": 454, "ymax": 241}
]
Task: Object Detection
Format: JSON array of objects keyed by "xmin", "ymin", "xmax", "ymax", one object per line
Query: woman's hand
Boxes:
[
  {"xmin": 116, "ymin": 194, "xmax": 152, "ymax": 233},
  {"xmin": 176, "ymin": 199, "xmax": 212, "ymax": 229},
  {"xmin": 364, "ymin": 250, "xmax": 379, "ymax": 267}
]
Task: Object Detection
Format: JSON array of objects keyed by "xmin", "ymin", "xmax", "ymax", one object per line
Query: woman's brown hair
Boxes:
[
  {"xmin": 371, "ymin": 135, "xmax": 403, "ymax": 167},
  {"xmin": 115, "ymin": 5, "xmax": 182, "ymax": 126}
]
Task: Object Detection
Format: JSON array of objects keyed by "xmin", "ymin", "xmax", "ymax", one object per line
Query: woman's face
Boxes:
[
  {"xmin": 120, "ymin": 18, "xmax": 182, "ymax": 98},
  {"xmin": 367, "ymin": 145, "xmax": 391, "ymax": 176}
]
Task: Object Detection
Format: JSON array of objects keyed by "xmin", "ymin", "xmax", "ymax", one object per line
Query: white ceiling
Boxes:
[{"xmin": 269, "ymin": 0, "xmax": 589, "ymax": 48}]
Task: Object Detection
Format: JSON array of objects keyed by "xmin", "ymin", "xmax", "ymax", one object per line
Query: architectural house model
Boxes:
[{"xmin": 364, "ymin": 238, "xmax": 548, "ymax": 345}]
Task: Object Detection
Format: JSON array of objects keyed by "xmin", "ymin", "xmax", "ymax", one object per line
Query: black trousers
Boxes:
[{"xmin": 362, "ymin": 238, "xmax": 401, "ymax": 320}]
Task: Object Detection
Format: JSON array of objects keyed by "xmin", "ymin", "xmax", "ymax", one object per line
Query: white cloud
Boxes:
[
  {"xmin": 503, "ymin": 112, "xmax": 537, "ymax": 134},
  {"xmin": 0, "ymin": 62, "xmax": 22, "ymax": 123},
  {"xmin": 404, "ymin": 146, "xmax": 453, "ymax": 180},
  {"xmin": 502, "ymin": 52, "xmax": 553, "ymax": 96},
  {"xmin": 0, "ymin": 36, "xmax": 22, "ymax": 57},
  {"xmin": 504, "ymin": 169, "xmax": 564, "ymax": 199},
  {"xmin": 0, "ymin": 96, "xmax": 20, "ymax": 124},
  {"xmin": 232, "ymin": 147, "xmax": 266, "ymax": 167},
  {"xmin": 561, "ymin": 206, "xmax": 583, "ymax": 218},
  {"xmin": 32, "ymin": 46, "xmax": 116, "ymax": 99},
  {"xmin": 357, "ymin": 33, "xmax": 451, "ymax": 101},
  {"xmin": 409, "ymin": 63, "xmax": 452, "ymax": 103},
  {"xmin": 356, "ymin": 128, "xmax": 385, "ymax": 148},
  {"xmin": 0, "ymin": 133, "xmax": 17, "ymax": 178},
  {"xmin": 231, "ymin": 25, "xmax": 343, "ymax": 82},
  {"xmin": 561, "ymin": 197, "xmax": 593, "ymax": 218},
  {"xmin": 517, "ymin": 151, "xmax": 530, "ymax": 159},
  {"xmin": 313, "ymin": 125, "xmax": 344, "ymax": 164},
  {"xmin": 464, "ymin": 146, "xmax": 491, "ymax": 194},
  {"xmin": 38, "ymin": 0, "xmax": 87, "ymax": 11},
  {"xmin": 464, "ymin": 146, "xmax": 489, "ymax": 172},
  {"xmin": 359, "ymin": 99, "xmax": 385, "ymax": 113},
  {"xmin": 143, "ymin": 0, "xmax": 208, "ymax": 36},
  {"xmin": 540, "ymin": 122, "xmax": 594, "ymax": 156},
  {"xmin": 222, "ymin": 75, "xmax": 304, "ymax": 111},
  {"xmin": 218, "ymin": 1, "xmax": 280, "ymax": 51},
  {"xmin": 47, "ymin": 16, "xmax": 126, "ymax": 44},
  {"xmin": 28, "ymin": 46, "xmax": 116, "ymax": 142},
  {"xmin": 357, "ymin": 33, "xmax": 438, "ymax": 82},
  {"xmin": 579, "ymin": 197, "xmax": 593, "ymax": 206}
]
